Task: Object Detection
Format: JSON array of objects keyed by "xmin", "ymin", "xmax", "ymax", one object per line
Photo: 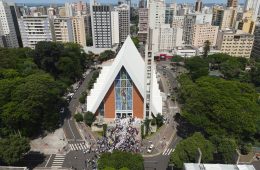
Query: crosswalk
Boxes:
[
  {"xmin": 51, "ymin": 154, "xmax": 65, "ymax": 168},
  {"xmin": 69, "ymin": 142, "xmax": 88, "ymax": 151},
  {"xmin": 162, "ymin": 148, "xmax": 175, "ymax": 156}
]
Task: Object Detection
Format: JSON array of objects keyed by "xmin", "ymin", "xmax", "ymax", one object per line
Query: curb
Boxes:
[{"xmin": 142, "ymin": 129, "xmax": 176, "ymax": 158}]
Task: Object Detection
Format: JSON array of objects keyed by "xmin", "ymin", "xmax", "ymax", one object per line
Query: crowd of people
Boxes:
[{"xmin": 95, "ymin": 118, "xmax": 141, "ymax": 154}]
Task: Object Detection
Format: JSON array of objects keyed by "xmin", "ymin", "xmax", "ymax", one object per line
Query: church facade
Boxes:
[{"xmin": 86, "ymin": 36, "xmax": 162, "ymax": 121}]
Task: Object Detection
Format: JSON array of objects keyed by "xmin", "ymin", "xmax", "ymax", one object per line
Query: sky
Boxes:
[{"xmin": 14, "ymin": 0, "xmax": 234, "ymax": 5}]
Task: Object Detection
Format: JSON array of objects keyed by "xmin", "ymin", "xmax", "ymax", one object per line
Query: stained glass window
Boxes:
[{"xmin": 115, "ymin": 67, "xmax": 133, "ymax": 118}]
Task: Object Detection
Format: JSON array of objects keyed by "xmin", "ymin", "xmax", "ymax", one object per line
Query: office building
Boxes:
[
  {"xmin": 91, "ymin": 4, "xmax": 112, "ymax": 48},
  {"xmin": 87, "ymin": 36, "xmax": 162, "ymax": 121},
  {"xmin": 227, "ymin": 0, "xmax": 238, "ymax": 8},
  {"xmin": 183, "ymin": 13, "xmax": 212, "ymax": 45},
  {"xmin": 137, "ymin": 8, "xmax": 148, "ymax": 42},
  {"xmin": 195, "ymin": 0, "xmax": 203, "ymax": 13},
  {"xmin": 53, "ymin": 17, "xmax": 74, "ymax": 43},
  {"xmin": 115, "ymin": 4, "xmax": 130, "ymax": 45},
  {"xmin": 251, "ymin": 23, "xmax": 260, "ymax": 59},
  {"xmin": 72, "ymin": 15, "xmax": 87, "ymax": 47},
  {"xmin": 212, "ymin": 6, "xmax": 237, "ymax": 30},
  {"xmin": 244, "ymin": 0, "xmax": 260, "ymax": 20},
  {"xmin": 192, "ymin": 24, "xmax": 219, "ymax": 47},
  {"xmin": 0, "ymin": 0, "xmax": 19, "ymax": 48},
  {"xmin": 18, "ymin": 14, "xmax": 53, "ymax": 49},
  {"xmin": 216, "ymin": 29, "xmax": 254, "ymax": 58},
  {"xmin": 84, "ymin": 15, "xmax": 92, "ymax": 40}
]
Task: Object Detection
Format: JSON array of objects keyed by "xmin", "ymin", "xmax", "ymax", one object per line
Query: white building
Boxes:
[
  {"xmin": 148, "ymin": 0, "xmax": 165, "ymax": 29},
  {"xmin": 65, "ymin": 2, "xmax": 74, "ymax": 17},
  {"xmin": 111, "ymin": 11, "xmax": 119, "ymax": 45},
  {"xmin": 152, "ymin": 24, "xmax": 183, "ymax": 52},
  {"xmin": 91, "ymin": 4, "xmax": 112, "ymax": 48},
  {"xmin": 18, "ymin": 14, "xmax": 53, "ymax": 49},
  {"xmin": 53, "ymin": 17, "xmax": 74, "ymax": 43},
  {"xmin": 184, "ymin": 163, "xmax": 256, "ymax": 170},
  {"xmin": 244, "ymin": 0, "xmax": 260, "ymax": 20},
  {"xmin": 115, "ymin": 4, "xmax": 130, "ymax": 45},
  {"xmin": 173, "ymin": 46, "xmax": 198, "ymax": 57},
  {"xmin": 0, "ymin": 0, "xmax": 19, "ymax": 48},
  {"xmin": 172, "ymin": 16, "xmax": 184, "ymax": 29},
  {"xmin": 86, "ymin": 36, "xmax": 162, "ymax": 121},
  {"xmin": 183, "ymin": 13, "xmax": 212, "ymax": 45}
]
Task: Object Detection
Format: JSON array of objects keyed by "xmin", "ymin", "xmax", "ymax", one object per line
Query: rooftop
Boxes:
[{"xmin": 184, "ymin": 163, "xmax": 256, "ymax": 170}]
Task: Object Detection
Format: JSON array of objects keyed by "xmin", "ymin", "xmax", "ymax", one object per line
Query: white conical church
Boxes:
[{"xmin": 86, "ymin": 36, "xmax": 162, "ymax": 121}]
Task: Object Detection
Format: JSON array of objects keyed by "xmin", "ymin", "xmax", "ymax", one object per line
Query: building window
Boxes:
[{"xmin": 115, "ymin": 67, "xmax": 133, "ymax": 118}]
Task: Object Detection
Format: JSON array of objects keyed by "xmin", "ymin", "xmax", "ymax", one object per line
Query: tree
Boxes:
[
  {"xmin": 74, "ymin": 113, "xmax": 84, "ymax": 122},
  {"xmin": 179, "ymin": 76, "xmax": 259, "ymax": 140},
  {"xmin": 171, "ymin": 55, "xmax": 184, "ymax": 62},
  {"xmin": 0, "ymin": 135, "xmax": 30, "ymax": 165},
  {"xmin": 155, "ymin": 114, "xmax": 164, "ymax": 127},
  {"xmin": 98, "ymin": 151, "xmax": 144, "ymax": 170},
  {"xmin": 170, "ymin": 132, "xmax": 214, "ymax": 169},
  {"xmin": 185, "ymin": 56, "xmax": 209, "ymax": 80},
  {"xmin": 203, "ymin": 40, "xmax": 211, "ymax": 58},
  {"xmin": 99, "ymin": 50, "xmax": 115, "ymax": 62},
  {"xmin": 84, "ymin": 111, "xmax": 96, "ymax": 127},
  {"xmin": 240, "ymin": 143, "xmax": 252, "ymax": 155},
  {"xmin": 217, "ymin": 138, "xmax": 237, "ymax": 164},
  {"xmin": 79, "ymin": 91, "xmax": 87, "ymax": 104},
  {"xmin": 131, "ymin": 37, "xmax": 140, "ymax": 49}
]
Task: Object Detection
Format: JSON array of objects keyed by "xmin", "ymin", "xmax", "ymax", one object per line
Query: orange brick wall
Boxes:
[
  {"xmin": 100, "ymin": 82, "xmax": 144, "ymax": 119},
  {"xmin": 133, "ymin": 85, "xmax": 144, "ymax": 119},
  {"xmin": 103, "ymin": 83, "xmax": 115, "ymax": 118}
]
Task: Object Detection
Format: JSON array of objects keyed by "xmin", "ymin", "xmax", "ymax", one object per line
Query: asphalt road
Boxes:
[
  {"xmin": 143, "ymin": 61, "xmax": 182, "ymax": 170},
  {"xmin": 63, "ymin": 70, "xmax": 96, "ymax": 141}
]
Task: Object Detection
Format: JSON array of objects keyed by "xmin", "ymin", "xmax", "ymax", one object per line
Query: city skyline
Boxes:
[{"xmin": 14, "ymin": 0, "xmax": 239, "ymax": 5}]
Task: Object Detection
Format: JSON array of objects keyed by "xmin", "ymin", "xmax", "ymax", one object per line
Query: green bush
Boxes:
[
  {"xmin": 240, "ymin": 143, "xmax": 252, "ymax": 155},
  {"xmin": 74, "ymin": 113, "xmax": 83, "ymax": 122},
  {"xmin": 151, "ymin": 118, "xmax": 156, "ymax": 126},
  {"xmin": 79, "ymin": 91, "xmax": 87, "ymax": 104}
]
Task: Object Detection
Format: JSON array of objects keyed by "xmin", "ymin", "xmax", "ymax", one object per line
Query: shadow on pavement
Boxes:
[{"xmin": 18, "ymin": 151, "xmax": 46, "ymax": 170}]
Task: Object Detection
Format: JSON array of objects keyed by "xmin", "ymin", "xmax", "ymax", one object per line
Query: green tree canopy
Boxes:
[
  {"xmin": 84, "ymin": 111, "xmax": 96, "ymax": 127},
  {"xmin": 185, "ymin": 56, "xmax": 209, "ymax": 80},
  {"xmin": 99, "ymin": 50, "xmax": 116, "ymax": 62},
  {"xmin": 179, "ymin": 76, "xmax": 260, "ymax": 140},
  {"xmin": 170, "ymin": 132, "xmax": 214, "ymax": 169},
  {"xmin": 98, "ymin": 151, "xmax": 144, "ymax": 170},
  {"xmin": 0, "ymin": 135, "xmax": 30, "ymax": 165}
]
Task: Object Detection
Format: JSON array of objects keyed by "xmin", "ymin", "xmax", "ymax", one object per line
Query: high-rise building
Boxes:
[
  {"xmin": 212, "ymin": 6, "xmax": 237, "ymax": 30},
  {"xmin": 58, "ymin": 7, "xmax": 66, "ymax": 17},
  {"xmin": 251, "ymin": 23, "xmax": 260, "ymax": 59},
  {"xmin": 0, "ymin": 0, "xmax": 19, "ymax": 48},
  {"xmin": 111, "ymin": 11, "xmax": 120, "ymax": 45},
  {"xmin": 84, "ymin": 14, "xmax": 92, "ymax": 40},
  {"xmin": 72, "ymin": 15, "xmax": 87, "ymax": 47},
  {"xmin": 195, "ymin": 0, "xmax": 202, "ymax": 13},
  {"xmin": 18, "ymin": 14, "xmax": 53, "ymax": 49},
  {"xmin": 236, "ymin": 10, "xmax": 255, "ymax": 34},
  {"xmin": 137, "ymin": 8, "xmax": 148, "ymax": 42},
  {"xmin": 165, "ymin": 3, "xmax": 177, "ymax": 24},
  {"xmin": 74, "ymin": 1, "xmax": 87, "ymax": 15},
  {"xmin": 216, "ymin": 30, "xmax": 254, "ymax": 58},
  {"xmin": 115, "ymin": 4, "xmax": 130, "ymax": 45},
  {"xmin": 172, "ymin": 16, "xmax": 184, "ymax": 28},
  {"xmin": 148, "ymin": 0, "xmax": 165, "ymax": 29},
  {"xmin": 91, "ymin": 4, "xmax": 112, "ymax": 48},
  {"xmin": 183, "ymin": 13, "xmax": 212, "ymax": 45},
  {"xmin": 192, "ymin": 23, "xmax": 219, "ymax": 47},
  {"xmin": 65, "ymin": 3, "xmax": 74, "ymax": 17},
  {"xmin": 0, "ymin": 22, "xmax": 4, "ymax": 47},
  {"xmin": 53, "ymin": 17, "xmax": 74, "ymax": 43},
  {"xmin": 227, "ymin": 0, "xmax": 237, "ymax": 8},
  {"xmin": 244, "ymin": 0, "xmax": 260, "ymax": 21}
]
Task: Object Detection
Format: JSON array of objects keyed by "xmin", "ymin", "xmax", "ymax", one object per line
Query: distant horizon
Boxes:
[{"xmin": 14, "ymin": 0, "xmax": 244, "ymax": 5}]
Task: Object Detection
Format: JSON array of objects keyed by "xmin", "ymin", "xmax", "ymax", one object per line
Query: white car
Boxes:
[{"xmin": 147, "ymin": 144, "xmax": 154, "ymax": 153}]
